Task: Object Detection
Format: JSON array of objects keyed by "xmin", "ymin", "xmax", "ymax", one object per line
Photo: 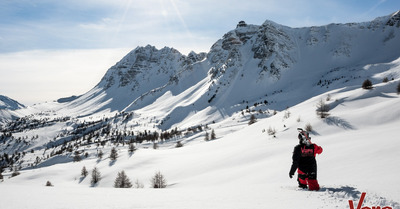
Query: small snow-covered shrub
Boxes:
[
  {"xmin": 383, "ymin": 77, "xmax": 389, "ymax": 83},
  {"xmin": 134, "ymin": 179, "xmax": 144, "ymax": 189},
  {"xmin": 362, "ymin": 79, "xmax": 373, "ymax": 89},
  {"xmin": 248, "ymin": 114, "xmax": 257, "ymax": 125},
  {"xmin": 283, "ymin": 110, "xmax": 291, "ymax": 119},
  {"xmin": 326, "ymin": 94, "xmax": 331, "ymax": 101},
  {"xmin": 11, "ymin": 170, "xmax": 20, "ymax": 177},
  {"xmin": 175, "ymin": 141, "xmax": 183, "ymax": 148},
  {"xmin": 267, "ymin": 126, "xmax": 276, "ymax": 136},
  {"xmin": 45, "ymin": 181, "xmax": 53, "ymax": 187},
  {"xmin": 305, "ymin": 123, "xmax": 313, "ymax": 132}
]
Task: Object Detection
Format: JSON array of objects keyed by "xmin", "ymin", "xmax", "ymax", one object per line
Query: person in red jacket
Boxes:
[{"xmin": 289, "ymin": 129, "xmax": 323, "ymax": 191}]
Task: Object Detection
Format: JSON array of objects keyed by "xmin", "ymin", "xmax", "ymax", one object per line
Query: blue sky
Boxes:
[
  {"xmin": 0, "ymin": 0, "xmax": 399, "ymax": 105},
  {"xmin": 1, "ymin": 0, "xmax": 399, "ymax": 53}
]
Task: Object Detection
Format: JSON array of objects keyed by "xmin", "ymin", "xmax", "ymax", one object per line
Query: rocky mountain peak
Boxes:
[
  {"xmin": 386, "ymin": 10, "xmax": 400, "ymax": 27},
  {"xmin": 252, "ymin": 20, "xmax": 295, "ymax": 79},
  {"xmin": 100, "ymin": 45, "xmax": 183, "ymax": 90}
]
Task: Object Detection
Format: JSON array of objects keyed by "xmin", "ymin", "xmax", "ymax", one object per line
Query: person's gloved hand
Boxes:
[{"xmin": 289, "ymin": 173, "xmax": 293, "ymax": 179}]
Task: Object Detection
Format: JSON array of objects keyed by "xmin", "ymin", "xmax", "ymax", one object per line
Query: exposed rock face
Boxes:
[
  {"xmin": 100, "ymin": 45, "xmax": 184, "ymax": 91},
  {"xmin": 386, "ymin": 11, "xmax": 400, "ymax": 27}
]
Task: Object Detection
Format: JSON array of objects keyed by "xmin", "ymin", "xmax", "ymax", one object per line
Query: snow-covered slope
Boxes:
[
  {"xmin": 0, "ymin": 95, "xmax": 24, "ymax": 110},
  {"xmin": 0, "ymin": 95, "xmax": 25, "ymax": 124},
  {"xmin": 1, "ymin": 11, "xmax": 400, "ymax": 209},
  {"xmin": 1, "ymin": 72, "xmax": 400, "ymax": 208}
]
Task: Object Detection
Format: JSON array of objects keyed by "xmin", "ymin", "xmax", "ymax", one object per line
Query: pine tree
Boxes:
[
  {"xmin": 153, "ymin": 143, "xmax": 158, "ymax": 150},
  {"xmin": 97, "ymin": 150, "xmax": 103, "ymax": 159},
  {"xmin": 73, "ymin": 151, "xmax": 81, "ymax": 162},
  {"xmin": 211, "ymin": 129, "xmax": 216, "ymax": 140},
  {"xmin": 35, "ymin": 156, "xmax": 41, "ymax": 166},
  {"xmin": 91, "ymin": 167, "xmax": 101, "ymax": 185},
  {"xmin": 110, "ymin": 147, "xmax": 118, "ymax": 161},
  {"xmin": 204, "ymin": 132, "xmax": 210, "ymax": 141},
  {"xmin": 81, "ymin": 166, "xmax": 88, "ymax": 177},
  {"xmin": 316, "ymin": 99, "xmax": 330, "ymax": 118},
  {"xmin": 114, "ymin": 170, "xmax": 132, "ymax": 188},
  {"xmin": 0, "ymin": 166, "xmax": 3, "ymax": 180},
  {"xmin": 128, "ymin": 143, "xmax": 136, "ymax": 153},
  {"xmin": 151, "ymin": 171, "xmax": 167, "ymax": 188}
]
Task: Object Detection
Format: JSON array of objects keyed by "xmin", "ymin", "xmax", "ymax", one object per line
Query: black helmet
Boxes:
[{"xmin": 298, "ymin": 131, "xmax": 311, "ymax": 145}]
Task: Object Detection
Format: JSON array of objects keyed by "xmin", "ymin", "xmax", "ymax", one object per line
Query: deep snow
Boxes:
[
  {"xmin": 1, "ymin": 77, "xmax": 400, "ymax": 208},
  {"xmin": 1, "ymin": 12, "xmax": 400, "ymax": 209}
]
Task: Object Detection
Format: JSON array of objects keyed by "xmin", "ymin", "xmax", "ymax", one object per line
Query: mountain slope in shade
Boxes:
[
  {"xmin": 0, "ymin": 95, "xmax": 25, "ymax": 110},
  {"xmin": 0, "ymin": 95, "xmax": 25, "ymax": 124}
]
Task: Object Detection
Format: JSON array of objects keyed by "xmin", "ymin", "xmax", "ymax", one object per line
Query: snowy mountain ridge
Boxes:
[{"xmin": 50, "ymin": 10, "xmax": 400, "ymax": 129}]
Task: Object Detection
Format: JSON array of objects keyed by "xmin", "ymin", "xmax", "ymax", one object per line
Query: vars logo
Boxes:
[{"xmin": 348, "ymin": 192, "xmax": 392, "ymax": 209}]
